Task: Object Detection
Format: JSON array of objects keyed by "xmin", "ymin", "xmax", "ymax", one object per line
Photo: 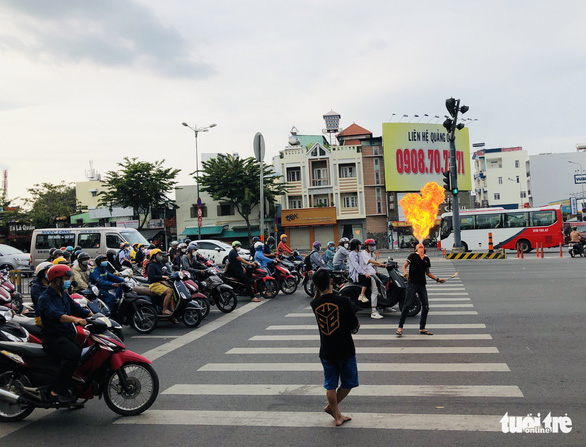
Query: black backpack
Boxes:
[{"xmin": 304, "ymin": 250, "xmax": 316, "ymax": 272}]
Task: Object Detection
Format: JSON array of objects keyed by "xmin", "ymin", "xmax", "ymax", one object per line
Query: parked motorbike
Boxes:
[
  {"xmin": 0, "ymin": 307, "xmax": 36, "ymax": 343},
  {"xmin": 0, "ymin": 270, "xmax": 23, "ymax": 314},
  {"xmin": 338, "ymin": 258, "xmax": 421, "ymax": 316},
  {"xmin": 0, "ymin": 314, "xmax": 159, "ymax": 421},
  {"xmin": 220, "ymin": 263, "xmax": 279, "ymax": 299}
]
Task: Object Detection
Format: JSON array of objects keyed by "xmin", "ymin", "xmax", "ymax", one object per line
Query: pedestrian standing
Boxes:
[
  {"xmin": 396, "ymin": 243, "xmax": 445, "ymax": 336},
  {"xmin": 311, "ymin": 269, "xmax": 360, "ymax": 426}
]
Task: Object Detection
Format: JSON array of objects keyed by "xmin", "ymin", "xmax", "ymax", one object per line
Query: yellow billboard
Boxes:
[{"xmin": 383, "ymin": 123, "xmax": 472, "ymax": 192}]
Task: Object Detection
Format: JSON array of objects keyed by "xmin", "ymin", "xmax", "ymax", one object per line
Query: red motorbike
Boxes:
[
  {"xmin": 0, "ymin": 270, "xmax": 23, "ymax": 314},
  {"xmin": 220, "ymin": 263, "xmax": 279, "ymax": 299},
  {"xmin": 270, "ymin": 259, "xmax": 297, "ymax": 295},
  {"xmin": 179, "ymin": 270, "xmax": 212, "ymax": 319},
  {"xmin": 0, "ymin": 315, "xmax": 159, "ymax": 421}
]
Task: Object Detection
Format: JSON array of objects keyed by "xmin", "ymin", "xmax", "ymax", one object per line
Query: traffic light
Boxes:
[
  {"xmin": 452, "ymin": 186, "xmax": 459, "ymax": 195},
  {"xmin": 442, "ymin": 171, "xmax": 451, "ymax": 192},
  {"xmin": 446, "ymin": 98, "xmax": 457, "ymax": 118}
]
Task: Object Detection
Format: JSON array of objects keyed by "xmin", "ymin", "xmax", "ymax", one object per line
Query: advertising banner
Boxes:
[{"xmin": 383, "ymin": 123, "xmax": 472, "ymax": 192}]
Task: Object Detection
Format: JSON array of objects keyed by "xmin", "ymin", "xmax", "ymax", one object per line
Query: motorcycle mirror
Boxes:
[{"xmin": 91, "ymin": 285, "xmax": 100, "ymax": 296}]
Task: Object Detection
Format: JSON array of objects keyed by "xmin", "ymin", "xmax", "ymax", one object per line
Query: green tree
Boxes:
[
  {"xmin": 25, "ymin": 182, "xmax": 78, "ymax": 228},
  {"xmin": 199, "ymin": 154, "xmax": 288, "ymax": 242},
  {"xmin": 98, "ymin": 157, "xmax": 180, "ymax": 229}
]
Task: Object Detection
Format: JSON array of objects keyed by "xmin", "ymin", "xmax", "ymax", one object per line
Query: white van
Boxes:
[{"xmin": 30, "ymin": 227, "xmax": 150, "ymax": 267}]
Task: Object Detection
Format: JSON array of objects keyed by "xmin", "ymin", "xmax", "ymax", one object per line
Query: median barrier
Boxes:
[{"xmin": 447, "ymin": 249, "xmax": 506, "ymax": 260}]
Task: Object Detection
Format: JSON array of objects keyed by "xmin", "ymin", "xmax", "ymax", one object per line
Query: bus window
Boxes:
[
  {"xmin": 106, "ymin": 234, "xmax": 122, "ymax": 249},
  {"xmin": 505, "ymin": 212, "xmax": 529, "ymax": 228},
  {"xmin": 476, "ymin": 213, "xmax": 502, "ymax": 229},
  {"xmin": 460, "ymin": 216, "xmax": 475, "ymax": 231},
  {"xmin": 35, "ymin": 233, "xmax": 76, "ymax": 250},
  {"xmin": 78, "ymin": 233, "xmax": 101, "ymax": 249},
  {"xmin": 440, "ymin": 216, "xmax": 452, "ymax": 240},
  {"xmin": 531, "ymin": 210, "xmax": 555, "ymax": 227}
]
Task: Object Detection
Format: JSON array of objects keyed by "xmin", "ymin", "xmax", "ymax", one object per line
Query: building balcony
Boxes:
[
  {"xmin": 286, "ymin": 180, "xmax": 302, "ymax": 194},
  {"xmin": 310, "ymin": 179, "xmax": 331, "ymax": 188},
  {"xmin": 338, "ymin": 177, "xmax": 358, "ymax": 192}
]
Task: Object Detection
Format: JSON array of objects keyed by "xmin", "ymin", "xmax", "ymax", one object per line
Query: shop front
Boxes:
[{"xmin": 280, "ymin": 207, "xmax": 338, "ymax": 251}]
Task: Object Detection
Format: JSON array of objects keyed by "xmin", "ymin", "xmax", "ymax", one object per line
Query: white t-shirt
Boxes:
[{"xmin": 360, "ymin": 250, "xmax": 377, "ymax": 275}]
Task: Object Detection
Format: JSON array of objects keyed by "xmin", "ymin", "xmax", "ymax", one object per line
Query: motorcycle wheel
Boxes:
[
  {"xmin": 216, "ymin": 289, "xmax": 238, "ymax": 313},
  {"xmin": 260, "ymin": 279, "xmax": 279, "ymax": 299},
  {"xmin": 280, "ymin": 277, "xmax": 298, "ymax": 295},
  {"xmin": 182, "ymin": 308, "xmax": 202, "ymax": 328},
  {"xmin": 103, "ymin": 362, "xmax": 159, "ymax": 416},
  {"xmin": 292, "ymin": 271, "xmax": 302, "ymax": 285},
  {"xmin": 196, "ymin": 298, "xmax": 211, "ymax": 319},
  {"xmin": 303, "ymin": 279, "xmax": 315, "ymax": 297},
  {"xmin": 570, "ymin": 249, "xmax": 575, "ymax": 258},
  {"xmin": 399, "ymin": 293, "xmax": 421, "ymax": 317},
  {"xmin": 130, "ymin": 305, "xmax": 158, "ymax": 334},
  {"xmin": 0, "ymin": 371, "xmax": 35, "ymax": 422}
]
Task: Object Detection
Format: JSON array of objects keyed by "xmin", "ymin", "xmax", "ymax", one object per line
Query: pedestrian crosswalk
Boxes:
[{"xmin": 118, "ymin": 261, "xmax": 524, "ymax": 432}]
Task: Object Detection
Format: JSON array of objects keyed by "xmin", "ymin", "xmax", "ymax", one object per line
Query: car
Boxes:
[
  {"xmin": 0, "ymin": 244, "xmax": 32, "ymax": 272},
  {"xmin": 195, "ymin": 239, "xmax": 251, "ymax": 265}
]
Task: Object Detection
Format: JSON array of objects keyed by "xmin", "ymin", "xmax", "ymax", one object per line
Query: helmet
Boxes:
[
  {"xmin": 280, "ymin": 234, "xmax": 288, "ymax": 241},
  {"xmin": 178, "ymin": 242, "xmax": 188, "ymax": 250},
  {"xmin": 132, "ymin": 243, "xmax": 139, "ymax": 248},
  {"xmin": 312, "ymin": 241, "xmax": 321, "ymax": 249},
  {"xmin": 184, "ymin": 238, "xmax": 192, "ymax": 245},
  {"xmin": 52, "ymin": 257, "xmax": 66, "ymax": 265},
  {"xmin": 52, "ymin": 249, "xmax": 64, "ymax": 258},
  {"xmin": 252, "ymin": 236, "xmax": 260, "ymax": 243},
  {"xmin": 148, "ymin": 244, "xmax": 156, "ymax": 250},
  {"xmin": 327, "ymin": 241, "xmax": 335, "ymax": 247},
  {"xmin": 150, "ymin": 248, "xmax": 162, "ymax": 259},
  {"xmin": 188, "ymin": 242, "xmax": 198, "ymax": 251},
  {"xmin": 121, "ymin": 242, "xmax": 130, "ymax": 249},
  {"xmin": 349, "ymin": 238, "xmax": 362, "ymax": 250},
  {"xmin": 74, "ymin": 245, "xmax": 82, "ymax": 252},
  {"xmin": 232, "ymin": 240, "xmax": 242, "ymax": 247},
  {"xmin": 47, "ymin": 264, "xmax": 73, "ymax": 282},
  {"xmin": 49, "ymin": 247, "xmax": 57, "ymax": 257},
  {"xmin": 137, "ymin": 243, "xmax": 145, "ymax": 249},
  {"xmin": 338, "ymin": 237, "xmax": 349, "ymax": 245},
  {"xmin": 254, "ymin": 242, "xmax": 264, "ymax": 249},
  {"xmin": 171, "ymin": 241, "xmax": 179, "ymax": 247},
  {"xmin": 77, "ymin": 252, "xmax": 91, "ymax": 261},
  {"xmin": 66, "ymin": 246, "xmax": 74, "ymax": 252},
  {"xmin": 62, "ymin": 251, "xmax": 71, "ymax": 259},
  {"xmin": 364, "ymin": 238, "xmax": 376, "ymax": 246},
  {"xmin": 95, "ymin": 255, "xmax": 107, "ymax": 265},
  {"xmin": 267, "ymin": 236, "xmax": 275, "ymax": 246},
  {"xmin": 35, "ymin": 261, "xmax": 53, "ymax": 277}
]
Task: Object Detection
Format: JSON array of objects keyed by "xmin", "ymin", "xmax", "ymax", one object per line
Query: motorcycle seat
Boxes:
[{"xmin": 0, "ymin": 340, "xmax": 52, "ymax": 359}]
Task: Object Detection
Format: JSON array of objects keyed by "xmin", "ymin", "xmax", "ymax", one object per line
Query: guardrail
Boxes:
[{"xmin": 6, "ymin": 270, "xmax": 31, "ymax": 296}]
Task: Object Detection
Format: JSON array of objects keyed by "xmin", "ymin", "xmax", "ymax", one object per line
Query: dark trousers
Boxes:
[
  {"xmin": 231, "ymin": 268, "xmax": 255, "ymax": 298},
  {"xmin": 42, "ymin": 332, "xmax": 82, "ymax": 395},
  {"xmin": 398, "ymin": 283, "xmax": 430, "ymax": 329}
]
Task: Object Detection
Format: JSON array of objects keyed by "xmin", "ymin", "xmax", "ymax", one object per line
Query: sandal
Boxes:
[
  {"xmin": 163, "ymin": 310, "xmax": 173, "ymax": 315},
  {"xmin": 395, "ymin": 328, "xmax": 402, "ymax": 336},
  {"xmin": 419, "ymin": 329, "xmax": 433, "ymax": 335},
  {"xmin": 251, "ymin": 298, "xmax": 261, "ymax": 302}
]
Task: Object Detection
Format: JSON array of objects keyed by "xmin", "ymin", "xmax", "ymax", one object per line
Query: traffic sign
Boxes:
[
  {"xmin": 197, "ymin": 208, "xmax": 203, "ymax": 217},
  {"xmin": 198, "ymin": 216, "xmax": 203, "ymax": 227},
  {"xmin": 197, "ymin": 197, "xmax": 202, "ymax": 207},
  {"xmin": 253, "ymin": 132, "xmax": 265, "ymax": 162}
]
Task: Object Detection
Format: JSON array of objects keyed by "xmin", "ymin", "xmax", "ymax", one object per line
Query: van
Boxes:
[{"xmin": 30, "ymin": 227, "xmax": 150, "ymax": 267}]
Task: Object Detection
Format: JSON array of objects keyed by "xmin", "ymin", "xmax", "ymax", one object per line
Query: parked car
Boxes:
[
  {"xmin": 195, "ymin": 240, "xmax": 251, "ymax": 265},
  {"xmin": 0, "ymin": 244, "xmax": 32, "ymax": 272}
]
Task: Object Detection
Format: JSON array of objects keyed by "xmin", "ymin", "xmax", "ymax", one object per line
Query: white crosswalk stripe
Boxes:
[
  {"xmin": 250, "ymin": 334, "xmax": 492, "ymax": 341},
  {"xmin": 198, "ymin": 362, "xmax": 510, "ymax": 372},
  {"xmin": 267, "ymin": 323, "xmax": 487, "ymax": 330},
  {"xmin": 226, "ymin": 347, "xmax": 500, "ymax": 354},
  {"xmin": 286, "ymin": 311, "xmax": 478, "ymax": 317}
]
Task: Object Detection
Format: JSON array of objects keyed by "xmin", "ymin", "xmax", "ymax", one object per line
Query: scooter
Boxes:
[
  {"xmin": 0, "ymin": 307, "xmax": 36, "ymax": 343},
  {"xmin": 196, "ymin": 268, "xmax": 238, "ymax": 314},
  {"xmin": 270, "ymin": 260, "xmax": 297, "ymax": 295},
  {"xmin": 0, "ymin": 314, "xmax": 159, "ymax": 421},
  {"xmin": 178, "ymin": 270, "xmax": 213, "ymax": 318},
  {"xmin": 220, "ymin": 264, "xmax": 279, "ymax": 299},
  {"xmin": 0, "ymin": 270, "xmax": 23, "ymax": 314},
  {"xmin": 338, "ymin": 258, "xmax": 421, "ymax": 316},
  {"xmin": 303, "ymin": 268, "xmax": 348, "ymax": 297}
]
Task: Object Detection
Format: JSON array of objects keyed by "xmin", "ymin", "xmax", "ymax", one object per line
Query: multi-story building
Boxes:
[{"xmin": 473, "ymin": 147, "xmax": 531, "ymax": 209}]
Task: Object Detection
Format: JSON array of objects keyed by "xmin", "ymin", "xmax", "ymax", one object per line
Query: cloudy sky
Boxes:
[{"xmin": 1, "ymin": 0, "xmax": 585, "ymax": 201}]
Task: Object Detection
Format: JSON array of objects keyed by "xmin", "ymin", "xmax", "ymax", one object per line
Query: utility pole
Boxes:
[{"xmin": 254, "ymin": 133, "xmax": 266, "ymax": 241}]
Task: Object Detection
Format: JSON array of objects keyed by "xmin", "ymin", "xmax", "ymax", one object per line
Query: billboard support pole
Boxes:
[{"xmin": 447, "ymin": 99, "xmax": 463, "ymax": 250}]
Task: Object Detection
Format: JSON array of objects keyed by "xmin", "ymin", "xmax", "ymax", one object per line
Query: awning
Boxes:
[
  {"xmin": 181, "ymin": 225, "xmax": 224, "ymax": 237},
  {"xmin": 221, "ymin": 229, "xmax": 255, "ymax": 239}
]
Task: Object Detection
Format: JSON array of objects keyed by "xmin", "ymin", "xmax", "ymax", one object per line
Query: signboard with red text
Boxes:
[{"xmin": 382, "ymin": 123, "xmax": 471, "ymax": 191}]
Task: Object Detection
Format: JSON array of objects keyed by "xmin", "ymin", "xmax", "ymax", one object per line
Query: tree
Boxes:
[
  {"xmin": 98, "ymin": 157, "xmax": 180, "ymax": 229},
  {"xmin": 199, "ymin": 154, "xmax": 288, "ymax": 242},
  {"xmin": 25, "ymin": 182, "xmax": 78, "ymax": 228}
]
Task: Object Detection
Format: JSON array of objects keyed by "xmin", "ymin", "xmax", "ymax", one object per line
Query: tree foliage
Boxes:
[
  {"xmin": 98, "ymin": 157, "xmax": 180, "ymax": 229},
  {"xmin": 199, "ymin": 154, "xmax": 288, "ymax": 241},
  {"xmin": 25, "ymin": 182, "xmax": 78, "ymax": 228}
]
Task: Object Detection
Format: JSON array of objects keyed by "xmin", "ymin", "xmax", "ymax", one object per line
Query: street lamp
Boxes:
[
  {"xmin": 508, "ymin": 177, "xmax": 523, "ymax": 208},
  {"xmin": 568, "ymin": 161, "xmax": 585, "ymax": 211},
  {"xmin": 182, "ymin": 122, "xmax": 217, "ymax": 241}
]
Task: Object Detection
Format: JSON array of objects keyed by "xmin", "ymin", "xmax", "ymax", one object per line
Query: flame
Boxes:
[{"xmin": 399, "ymin": 182, "xmax": 446, "ymax": 241}]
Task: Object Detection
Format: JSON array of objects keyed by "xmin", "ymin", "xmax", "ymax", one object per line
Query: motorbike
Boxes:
[
  {"xmin": 0, "ymin": 270, "xmax": 23, "ymax": 314},
  {"xmin": 178, "ymin": 270, "xmax": 213, "ymax": 318},
  {"xmin": 338, "ymin": 258, "xmax": 421, "ymax": 316},
  {"xmin": 277, "ymin": 256, "xmax": 302, "ymax": 286},
  {"xmin": 195, "ymin": 268, "xmax": 238, "ymax": 314},
  {"xmin": 270, "ymin": 260, "xmax": 297, "ymax": 295},
  {"xmin": 0, "ymin": 314, "xmax": 159, "ymax": 421},
  {"xmin": 303, "ymin": 268, "xmax": 348, "ymax": 297},
  {"xmin": 569, "ymin": 241, "xmax": 585, "ymax": 258},
  {"xmin": 144, "ymin": 271, "xmax": 203, "ymax": 328},
  {"xmin": 220, "ymin": 263, "xmax": 279, "ymax": 299},
  {"xmin": 0, "ymin": 307, "xmax": 37, "ymax": 343}
]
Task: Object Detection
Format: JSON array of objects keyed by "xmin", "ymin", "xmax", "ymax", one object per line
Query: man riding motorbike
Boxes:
[
  {"xmin": 89, "ymin": 254, "xmax": 124, "ymax": 311},
  {"xmin": 71, "ymin": 251, "xmax": 92, "ymax": 292},
  {"xmin": 277, "ymin": 234, "xmax": 294, "ymax": 256},
  {"xmin": 310, "ymin": 241, "xmax": 328, "ymax": 271},
  {"xmin": 333, "ymin": 238, "xmax": 350, "ymax": 270},
  {"xmin": 181, "ymin": 244, "xmax": 208, "ymax": 280},
  {"xmin": 323, "ymin": 241, "xmax": 336, "ymax": 269}
]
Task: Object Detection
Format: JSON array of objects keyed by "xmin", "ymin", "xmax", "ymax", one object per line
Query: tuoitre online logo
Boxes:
[{"xmin": 500, "ymin": 412, "xmax": 572, "ymax": 434}]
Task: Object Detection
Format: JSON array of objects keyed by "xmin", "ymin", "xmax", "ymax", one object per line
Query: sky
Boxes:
[{"xmin": 1, "ymin": 0, "xmax": 585, "ymax": 202}]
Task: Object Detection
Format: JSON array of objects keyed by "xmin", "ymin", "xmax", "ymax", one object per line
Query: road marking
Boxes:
[
  {"xmin": 286, "ymin": 311, "xmax": 478, "ymax": 317},
  {"xmin": 428, "ymin": 304, "xmax": 474, "ymax": 308},
  {"xmin": 162, "ymin": 384, "xmax": 523, "ymax": 398},
  {"xmin": 226, "ymin": 347, "xmax": 500, "ymax": 354},
  {"xmin": 141, "ymin": 300, "xmax": 266, "ymax": 362},
  {"xmin": 0, "ymin": 409, "xmax": 54, "ymax": 440},
  {"xmin": 428, "ymin": 298, "xmax": 471, "ymax": 301},
  {"xmin": 427, "ymin": 292, "xmax": 470, "ymax": 296},
  {"xmin": 265, "ymin": 323, "xmax": 487, "ymax": 330},
  {"xmin": 132, "ymin": 335, "xmax": 180, "ymax": 339},
  {"xmin": 198, "ymin": 362, "xmax": 510, "ymax": 372},
  {"xmin": 250, "ymin": 334, "xmax": 492, "ymax": 341},
  {"xmin": 115, "ymin": 409, "xmax": 506, "ymax": 431},
  {"xmin": 426, "ymin": 287, "xmax": 466, "ymax": 291}
]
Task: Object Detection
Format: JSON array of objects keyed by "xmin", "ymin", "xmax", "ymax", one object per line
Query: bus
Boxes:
[{"xmin": 439, "ymin": 205, "xmax": 564, "ymax": 252}]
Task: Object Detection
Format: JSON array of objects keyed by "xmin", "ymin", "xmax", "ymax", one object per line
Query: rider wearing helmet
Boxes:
[
  {"xmin": 134, "ymin": 243, "xmax": 146, "ymax": 265},
  {"xmin": 46, "ymin": 247, "xmax": 57, "ymax": 262},
  {"xmin": 333, "ymin": 238, "xmax": 350, "ymax": 270},
  {"xmin": 118, "ymin": 242, "xmax": 132, "ymax": 269},
  {"xmin": 51, "ymin": 249, "xmax": 64, "ymax": 262},
  {"xmin": 310, "ymin": 241, "xmax": 328, "ymax": 271},
  {"xmin": 174, "ymin": 242, "xmax": 188, "ymax": 267},
  {"xmin": 254, "ymin": 241, "xmax": 275, "ymax": 272},
  {"xmin": 249, "ymin": 236, "xmax": 261, "ymax": 260},
  {"xmin": 359, "ymin": 238, "xmax": 387, "ymax": 319},
  {"xmin": 181, "ymin": 244, "xmax": 207, "ymax": 280},
  {"xmin": 30, "ymin": 261, "xmax": 53, "ymax": 309},
  {"xmin": 89, "ymin": 254, "xmax": 125, "ymax": 310},
  {"xmin": 348, "ymin": 238, "xmax": 381, "ymax": 319},
  {"xmin": 323, "ymin": 241, "xmax": 336, "ymax": 269},
  {"xmin": 37, "ymin": 265, "xmax": 92, "ymax": 404},
  {"xmin": 70, "ymin": 245, "xmax": 82, "ymax": 264},
  {"xmin": 71, "ymin": 252, "xmax": 92, "ymax": 292},
  {"xmin": 147, "ymin": 249, "xmax": 174, "ymax": 315},
  {"xmin": 228, "ymin": 241, "xmax": 258, "ymax": 302},
  {"xmin": 168, "ymin": 241, "xmax": 180, "ymax": 265},
  {"xmin": 277, "ymin": 233, "xmax": 294, "ymax": 257}
]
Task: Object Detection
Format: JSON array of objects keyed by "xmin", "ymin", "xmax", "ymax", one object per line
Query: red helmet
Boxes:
[
  {"xmin": 47, "ymin": 264, "xmax": 74, "ymax": 282},
  {"xmin": 364, "ymin": 238, "xmax": 376, "ymax": 246}
]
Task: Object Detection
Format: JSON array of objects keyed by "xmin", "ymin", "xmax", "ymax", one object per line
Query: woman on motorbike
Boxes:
[{"xmin": 322, "ymin": 241, "xmax": 336, "ymax": 269}]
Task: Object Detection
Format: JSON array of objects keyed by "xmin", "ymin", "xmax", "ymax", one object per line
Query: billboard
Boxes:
[{"xmin": 382, "ymin": 123, "xmax": 472, "ymax": 192}]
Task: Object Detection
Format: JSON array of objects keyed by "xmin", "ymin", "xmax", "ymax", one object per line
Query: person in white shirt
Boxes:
[{"xmin": 348, "ymin": 238, "xmax": 385, "ymax": 319}]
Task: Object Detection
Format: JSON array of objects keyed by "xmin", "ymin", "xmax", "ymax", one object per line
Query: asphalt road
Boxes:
[{"xmin": 1, "ymin": 255, "xmax": 584, "ymax": 446}]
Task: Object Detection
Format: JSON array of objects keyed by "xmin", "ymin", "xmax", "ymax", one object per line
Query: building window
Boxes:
[
  {"xmin": 515, "ymin": 160, "xmax": 520, "ymax": 168},
  {"xmin": 376, "ymin": 188, "xmax": 382, "ymax": 214},
  {"xmin": 374, "ymin": 158, "xmax": 380, "ymax": 168},
  {"xmin": 91, "ymin": 191, "xmax": 97, "ymax": 197},
  {"xmin": 339, "ymin": 165, "xmax": 356, "ymax": 178},
  {"xmin": 516, "ymin": 175, "xmax": 520, "ymax": 183},
  {"xmin": 190, "ymin": 206, "xmax": 208, "ymax": 218},
  {"xmin": 286, "ymin": 168, "xmax": 301, "ymax": 182},
  {"xmin": 217, "ymin": 203, "xmax": 234, "ymax": 216},
  {"xmin": 288, "ymin": 197, "xmax": 302, "ymax": 209},
  {"xmin": 375, "ymin": 171, "xmax": 381, "ymax": 184},
  {"xmin": 373, "ymin": 146, "xmax": 380, "ymax": 155},
  {"xmin": 313, "ymin": 168, "xmax": 328, "ymax": 186},
  {"xmin": 343, "ymin": 195, "xmax": 358, "ymax": 208},
  {"xmin": 520, "ymin": 191, "xmax": 527, "ymax": 198},
  {"xmin": 498, "ymin": 177, "xmax": 503, "ymax": 184},
  {"xmin": 494, "ymin": 193, "xmax": 501, "ymax": 200},
  {"xmin": 314, "ymin": 197, "xmax": 329, "ymax": 207}
]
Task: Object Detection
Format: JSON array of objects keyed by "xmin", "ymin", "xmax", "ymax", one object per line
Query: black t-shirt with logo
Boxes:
[
  {"xmin": 407, "ymin": 253, "xmax": 431, "ymax": 285},
  {"xmin": 310, "ymin": 293, "xmax": 359, "ymax": 361},
  {"xmin": 227, "ymin": 248, "xmax": 243, "ymax": 274}
]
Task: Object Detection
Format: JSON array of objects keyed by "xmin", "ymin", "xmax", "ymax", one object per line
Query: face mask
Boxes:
[
  {"xmin": 101, "ymin": 261, "xmax": 108, "ymax": 268},
  {"xmin": 369, "ymin": 245, "xmax": 376, "ymax": 252},
  {"xmin": 80, "ymin": 260, "xmax": 88, "ymax": 268},
  {"xmin": 156, "ymin": 255, "xmax": 163, "ymax": 262},
  {"xmin": 181, "ymin": 249, "xmax": 187, "ymax": 254},
  {"xmin": 329, "ymin": 246, "xmax": 335, "ymax": 251},
  {"xmin": 344, "ymin": 243, "xmax": 349, "ymax": 249},
  {"xmin": 62, "ymin": 280, "xmax": 71, "ymax": 290}
]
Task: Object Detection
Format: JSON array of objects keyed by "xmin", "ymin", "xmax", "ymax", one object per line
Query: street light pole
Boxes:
[
  {"xmin": 568, "ymin": 161, "xmax": 584, "ymax": 211},
  {"xmin": 182, "ymin": 122, "xmax": 217, "ymax": 241}
]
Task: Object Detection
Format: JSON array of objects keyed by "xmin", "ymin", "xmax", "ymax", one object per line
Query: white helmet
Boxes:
[
  {"xmin": 254, "ymin": 242, "xmax": 264, "ymax": 249},
  {"xmin": 35, "ymin": 261, "xmax": 54, "ymax": 277}
]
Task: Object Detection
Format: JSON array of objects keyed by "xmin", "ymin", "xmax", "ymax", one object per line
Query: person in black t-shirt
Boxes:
[
  {"xmin": 311, "ymin": 269, "xmax": 360, "ymax": 426},
  {"xmin": 396, "ymin": 243, "xmax": 445, "ymax": 336},
  {"xmin": 227, "ymin": 241, "xmax": 259, "ymax": 302}
]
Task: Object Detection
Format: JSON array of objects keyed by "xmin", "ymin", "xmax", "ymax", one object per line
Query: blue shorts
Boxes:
[{"xmin": 320, "ymin": 356, "xmax": 359, "ymax": 390}]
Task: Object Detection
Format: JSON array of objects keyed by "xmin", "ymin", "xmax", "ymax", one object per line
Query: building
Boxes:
[{"xmin": 472, "ymin": 147, "xmax": 531, "ymax": 209}]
